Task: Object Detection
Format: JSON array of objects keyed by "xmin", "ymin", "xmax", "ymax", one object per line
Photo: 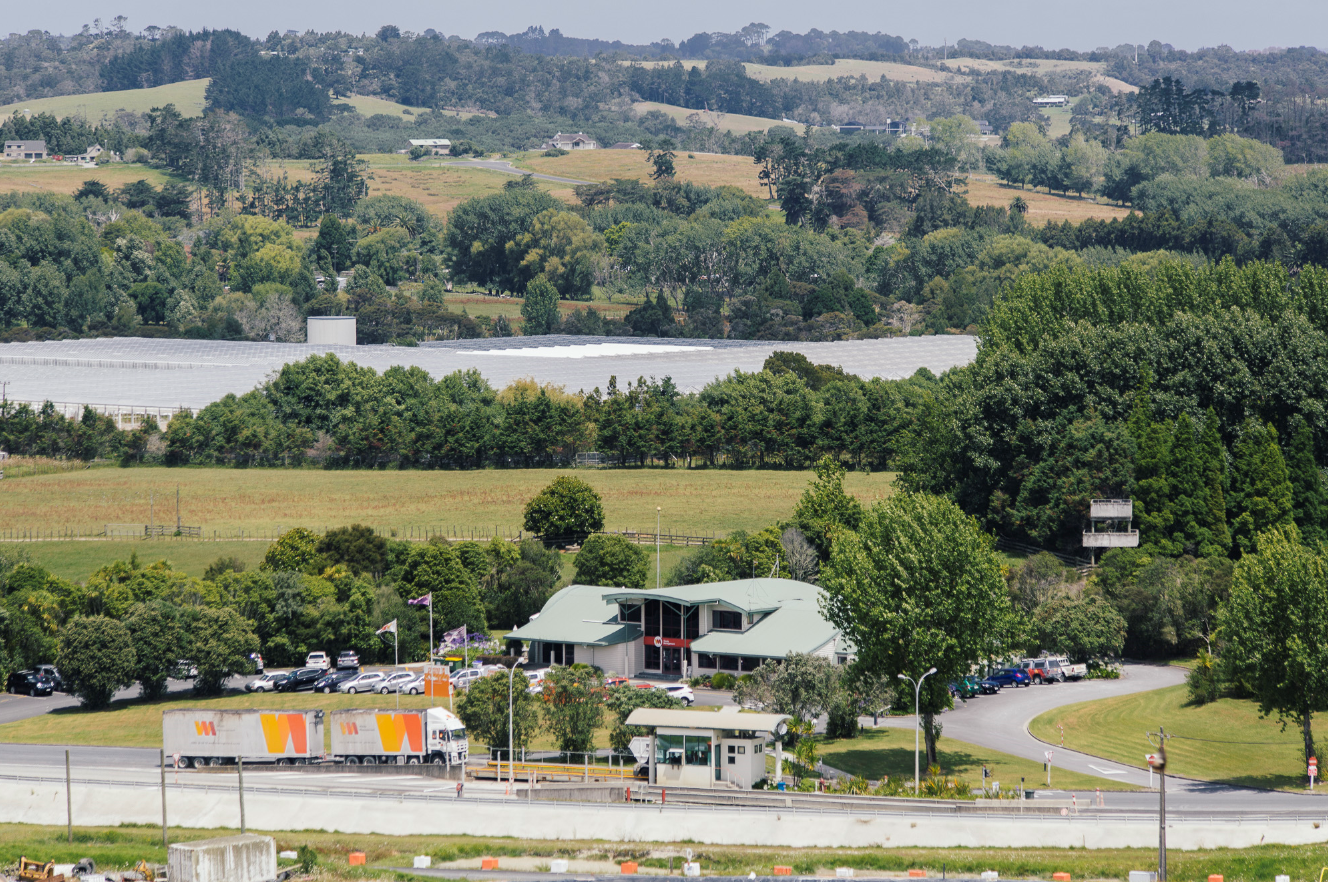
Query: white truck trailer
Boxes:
[
  {"xmin": 329, "ymin": 707, "xmax": 468, "ymax": 766},
  {"xmin": 163, "ymin": 709, "xmax": 326, "ymax": 768}
]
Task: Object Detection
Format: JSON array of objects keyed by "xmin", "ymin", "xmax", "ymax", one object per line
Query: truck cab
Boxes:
[{"xmin": 426, "ymin": 707, "xmax": 468, "ymax": 765}]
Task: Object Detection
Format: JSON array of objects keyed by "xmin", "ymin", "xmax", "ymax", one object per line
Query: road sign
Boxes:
[
  {"xmin": 1045, "ymin": 750, "xmax": 1054, "ymax": 762},
  {"xmin": 1146, "ymin": 753, "xmax": 1160, "ymax": 767}
]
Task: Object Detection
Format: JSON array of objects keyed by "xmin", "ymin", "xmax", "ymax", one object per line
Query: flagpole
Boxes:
[
  {"xmin": 395, "ymin": 627, "xmax": 400, "ymax": 710},
  {"xmin": 429, "ymin": 597, "xmax": 435, "ymax": 709}
]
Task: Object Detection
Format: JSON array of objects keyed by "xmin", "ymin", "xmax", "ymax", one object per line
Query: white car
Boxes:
[
  {"xmin": 397, "ymin": 674, "xmax": 426, "ymax": 695},
  {"xmin": 305, "ymin": 652, "xmax": 331, "ymax": 671},
  {"xmin": 376, "ymin": 672, "xmax": 417, "ymax": 694},
  {"xmin": 450, "ymin": 668, "xmax": 489, "ymax": 691},
  {"xmin": 657, "ymin": 683, "xmax": 695, "ymax": 706},
  {"xmin": 337, "ymin": 671, "xmax": 386, "ymax": 694},
  {"xmin": 525, "ymin": 669, "xmax": 549, "ymax": 694},
  {"xmin": 245, "ymin": 672, "xmax": 287, "ymax": 693}
]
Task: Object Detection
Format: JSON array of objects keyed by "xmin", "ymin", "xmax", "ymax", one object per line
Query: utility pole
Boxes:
[
  {"xmin": 237, "ymin": 757, "xmax": 246, "ymax": 834},
  {"xmin": 160, "ymin": 749, "xmax": 168, "ymax": 847},
  {"xmin": 656, "ymin": 507, "xmax": 661, "ymax": 590},
  {"xmin": 1146, "ymin": 727, "xmax": 1169, "ymax": 882},
  {"xmin": 176, "ymin": 484, "xmax": 181, "ymax": 533},
  {"xmin": 65, "ymin": 750, "xmax": 72, "ymax": 843}
]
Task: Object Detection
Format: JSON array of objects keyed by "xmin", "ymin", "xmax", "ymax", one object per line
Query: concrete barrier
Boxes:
[
  {"xmin": 517, "ymin": 783, "xmax": 627, "ymax": 803},
  {"xmin": 6, "ymin": 777, "xmax": 1328, "ymax": 851},
  {"xmin": 167, "ymin": 834, "xmax": 276, "ymax": 882}
]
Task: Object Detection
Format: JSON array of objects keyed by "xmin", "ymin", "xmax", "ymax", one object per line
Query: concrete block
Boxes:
[
  {"xmin": 279, "ymin": 851, "xmax": 298, "ymax": 860},
  {"xmin": 481, "ymin": 858, "xmax": 499, "ymax": 870},
  {"xmin": 348, "ymin": 852, "xmax": 366, "ymax": 866},
  {"xmin": 1277, "ymin": 876, "xmax": 1291, "ymax": 882},
  {"xmin": 836, "ymin": 868, "xmax": 855, "ymax": 878},
  {"xmin": 1128, "ymin": 873, "xmax": 1155, "ymax": 882},
  {"xmin": 1052, "ymin": 874, "xmax": 1071, "ymax": 881},
  {"xmin": 167, "ymin": 834, "xmax": 277, "ymax": 882},
  {"xmin": 621, "ymin": 862, "xmax": 638, "ymax": 874},
  {"xmin": 775, "ymin": 868, "xmax": 794, "ymax": 876},
  {"xmin": 683, "ymin": 862, "xmax": 700, "ymax": 877},
  {"xmin": 414, "ymin": 856, "xmax": 432, "ymax": 869},
  {"xmin": 981, "ymin": 873, "xmax": 998, "ymax": 881},
  {"xmin": 1208, "ymin": 876, "xmax": 1223, "ymax": 882},
  {"xmin": 908, "ymin": 871, "xmax": 926, "ymax": 879},
  {"xmin": 550, "ymin": 860, "xmax": 569, "ymax": 873}
]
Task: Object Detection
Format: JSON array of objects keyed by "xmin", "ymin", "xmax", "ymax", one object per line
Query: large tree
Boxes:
[
  {"xmin": 573, "ymin": 534, "xmax": 649, "ymax": 589},
  {"xmin": 189, "ymin": 607, "xmax": 260, "ymax": 695},
  {"xmin": 123, "ymin": 600, "xmax": 184, "ymax": 700},
  {"xmin": 1220, "ymin": 524, "xmax": 1328, "ymax": 762},
  {"xmin": 455, "ymin": 668, "xmax": 540, "ymax": 753},
  {"xmin": 57, "ymin": 616, "xmax": 136, "ymax": 709},
  {"xmin": 541, "ymin": 664, "xmax": 604, "ymax": 755},
  {"xmin": 821, "ymin": 491, "xmax": 1019, "ymax": 766},
  {"xmin": 523, "ymin": 476, "xmax": 605, "ymax": 546}
]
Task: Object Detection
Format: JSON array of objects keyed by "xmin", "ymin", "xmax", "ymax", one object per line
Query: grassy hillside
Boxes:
[
  {"xmin": 0, "ymin": 466, "xmax": 895, "ymax": 538},
  {"xmin": 632, "ymin": 101, "xmax": 795, "ymax": 136},
  {"xmin": 518, "ymin": 148, "xmax": 767, "ymax": 199},
  {"xmin": 965, "ymin": 174, "xmax": 1131, "ymax": 225},
  {"xmin": 746, "ymin": 59, "xmax": 959, "ymax": 84},
  {"xmin": 0, "ymin": 162, "xmax": 179, "ymax": 197},
  {"xmin": 0, "ymin": 79, "xmax": 209, "ymax": 121}
]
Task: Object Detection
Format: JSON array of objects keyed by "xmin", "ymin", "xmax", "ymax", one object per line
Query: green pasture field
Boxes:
[
  {"xmin": 0, "ymin": 467, "xmax": 895, "ymax": 539},
  {"xmin": 818, "ymin": 726, "xmax": 1139, "ymax": 792},
  {"xmin": 1029, "ymin": 683, "xmax": 1310, "ymax": 791},
  {"xmin": 1, "ymin": 823, "xmax": 1325, "ymax": 882},
  {"xmin": 516, "ymin": 148, "xmax": 769, "ymax": 200},
  {"xmin": 21, "ymin": 539, "xmax": 271, "ymax": 582},
  {"xmin": 0, "ymin": 79, "xmax": 209, "ymax": 121},
  {"xmin": 0, "ymin": 161, "xmax": 179, "ymax": 198}
]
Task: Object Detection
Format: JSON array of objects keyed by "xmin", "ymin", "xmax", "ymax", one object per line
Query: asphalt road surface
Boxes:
[{"xmin": 440, "ymin": 159, "xmax": 595, "ymax": 185}]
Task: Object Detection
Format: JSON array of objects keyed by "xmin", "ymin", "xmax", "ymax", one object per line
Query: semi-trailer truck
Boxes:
[
  {"xmin": 163, "ymin": 709, "xmax": 326, "ymax": 768},
  {"xmin": 329, "ymin": 707, "xmax": 467, "ymax": 766}
]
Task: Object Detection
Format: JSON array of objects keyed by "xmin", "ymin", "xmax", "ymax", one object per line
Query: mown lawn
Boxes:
[
  {"xmin": 2, "ymin": 822, "xmax": 1327, "ymax": 881},
  {"xmin": 1029, "ymin": 683, "xmax": 1309, "ymax": 791},
  {"xmin": 818, "ymin": 726, "xmax": 1140, "ymax": 792}
]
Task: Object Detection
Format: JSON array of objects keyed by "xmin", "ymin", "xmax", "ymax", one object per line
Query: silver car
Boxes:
[
  {"xmin": 337, "ymin": 671, "xmax": 386, "ymax": 694},
  {"xmin": 376, "ymin": 671, "xmax": 418, "ymax": 694}
]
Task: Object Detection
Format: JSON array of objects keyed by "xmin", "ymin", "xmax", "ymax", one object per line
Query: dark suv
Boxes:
[
  {"xmin": 314, "ymin": 669, "xmax": 358, "ymax": 694},
  {"xmin": 7, "ymin": 670, "xmax": 54, "ymax": 696},
  {"xmin": 275, "ymin": 667, "xmax": 324, "ymax": 692}
]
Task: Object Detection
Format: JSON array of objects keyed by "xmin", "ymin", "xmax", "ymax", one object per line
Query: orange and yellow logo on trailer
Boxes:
[
  {"xmin": 375, "ymin": 714, "xmax": 423, "ymax": 752},
  {"xmin": 194, "ymin": 721, "xmax": 217, "ymax": 736},
  {"xmin": 339, "ymin": 721, "xmax": 360, "ymax": 736},
  {"xmin": 259, "ymin": 713, "xmax": 309, "ymax": 754}
]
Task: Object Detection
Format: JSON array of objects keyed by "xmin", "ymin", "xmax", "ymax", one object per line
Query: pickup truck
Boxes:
[{"xmin": 1019, "ymin": 656, "xmax": 1087, "ymax": 684}]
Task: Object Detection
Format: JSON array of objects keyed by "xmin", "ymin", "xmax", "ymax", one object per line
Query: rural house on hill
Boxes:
[{"xmin": 543, "ymin": 132, "xmax": 600, "ymax": 150}]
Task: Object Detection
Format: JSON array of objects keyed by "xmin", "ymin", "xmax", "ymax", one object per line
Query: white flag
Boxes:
[{"xmin": 376, "ymin": 619, "xmax": 398, "ymax": 635}]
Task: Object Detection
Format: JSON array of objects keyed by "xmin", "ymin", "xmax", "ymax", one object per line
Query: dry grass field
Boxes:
[
  {"xmin": 965, "ymin": 173, "xmax": 1132, "ymax": 225},
  {"xmin": 631, "ymin": 101, "xmax": 794, "ymax": 137},
  {"xmin": 0, "ymin": 467, "xmax": 896, "ymax": 538},
  {"xmin": 520, "ymin": 148, "xmax": 767, "ymax": 199},
  {"xmin": 0, "ymin": 79, "xmax": 209, "ymax": 121},
  {"xmin": 0, "ymin": 161, "xmax": 178, "ymax": 196},
  {"xmin": 746, "ymin": 59, "xmax": 960, "ymax": 84}
]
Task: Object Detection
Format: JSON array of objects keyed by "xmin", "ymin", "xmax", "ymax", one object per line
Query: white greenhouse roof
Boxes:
[{"xmin": 0, "ymin": 335, "xmax": 976, "ymax": 412}]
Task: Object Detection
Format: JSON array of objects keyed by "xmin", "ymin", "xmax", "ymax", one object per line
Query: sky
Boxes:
[{"xmin": 6, "ymin": 0, "xmax": 1326, "ymax": 53}]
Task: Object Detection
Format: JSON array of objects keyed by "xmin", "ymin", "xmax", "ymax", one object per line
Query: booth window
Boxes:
[
  {"xmin": 656, "ymin": 734, "xmax": 710, "ymax": 768},
  {"xmin": 711, "ymin": 609, "xmax": 743, "ymax": 631}
]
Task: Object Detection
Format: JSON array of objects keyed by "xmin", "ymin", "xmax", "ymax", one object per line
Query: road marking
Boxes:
[{"xmin": 1089, "ymin": 765, "xmax": 1128, "ymax": 775}]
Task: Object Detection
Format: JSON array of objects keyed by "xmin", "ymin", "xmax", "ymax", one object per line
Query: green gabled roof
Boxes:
[
  {"xmin": 689, "ymin": 593, "xmax": 839, "ymax": 659},
  {"xmin": 600, "ymin": 578, "xmax": 821, "ymax": 615},
  {"xmin": 506, "ymin": 583, "xmax": 641, "ymax": 646}
]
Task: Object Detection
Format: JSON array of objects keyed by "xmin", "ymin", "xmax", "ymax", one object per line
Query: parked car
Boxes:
[
  {"xmin": 249, "ymin": 653, "xmax": 264, "ymax": 674},
  {"xmin": 6, "ymin": 670, "xmax": 53, "ymax": 696},
  {"xmin": 657, "ymin": 683, "xmax": 695, "ymax": 706},
  {"xmin": 452, "ymin": 667, "xmax": 489, "ymax": 691},
  {"xmin": 524, "ymin": 669, "xmax": 549, "ymax": 694},
  {"xmin": 338, "ymin": 672, "xmax": 387, "ymax": 694},
  {"xmin": 949, "ymin": 679, "xmax": 978, "ymax": 699},
  {"xmin": 974, "ymin": 675, "xmax": 1001, "ymax": 695},
  {"xmin": 305, "ymin": 652, "xmax": 331, "ymax": 671},
  {"xmin": 605, "ymin": 676, "xmax": 629, "ymax": 688},
  {"xmin": 314, "ymin": 669, "xmax": 358, "ymax": 693},
  {"xmin": 275, "ymin": 668, "xmax": 324, "ymax": 692},
  {"xmin": 336, "ymin": 651, "xmax": 360, "ymax": 670},
  {"xmin": 987, "ymin": 668, "xmax": 1031, "ymax": 688},
  {"xmin": 174, "ymin": 660, "xmax": 198, "ymax": 680},
  {"xmin": 376, "ymin": 671, "xmax": 417, "ymax": 694},
  {"xmin": 245, "ymin": 672, "xmax": 288, "ymax": 693},
  {"xmin": 1020, "ymin": 656, "xmax": 1087, "ymax": 684},
  {"xmin": 32, "ymin": 664, "xmax": 64, "ymax": 692},
  {"xmin": 397, "ymin": 674, "xmax": 426, "ymax": 696}
]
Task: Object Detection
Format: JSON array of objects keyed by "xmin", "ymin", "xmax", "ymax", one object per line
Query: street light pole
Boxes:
[
  {"xmin": 656, "ymin": 507, "xmax": 661, "ymax": 591},
  {"xmin": 507, "ymin": 662, "xmax": 517, "ymax": 789},
  {"xmin": 897, "ymin": 667, "xmax": 937, "ymax": 794}
]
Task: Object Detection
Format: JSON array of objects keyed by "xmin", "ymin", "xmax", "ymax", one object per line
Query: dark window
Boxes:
[
  {"xmin": 740, "ymin": 656, "xmax": 761, "ymax": 672},
  {"xmin": 697, "ymin": 653, "xmax": 716, "ymax": 669},
  {"xmin": 662, "ymin": 602, "xmax": 682, "ymax": 639},
  {"xmin": 684, "ymin": 606, "xmax": 700, "ymax": 639},
  {"xmin": 711, "ymin": 609, "xmax": 743, "ymax": 631},
  {"xmin": 645, "ymin": 644, "xmax": 661, "ymax": 670},
  {"xmin": 719, "ymin": 655, "xmax": 739, "ymax": 671},
  {"xmin": 643, "ymin": 599, "xmax": 660, "ymax": 635},
  {"xmin": 619, "ymin": 603, "xmax": 641, "ymax": 623},
  {"xmin": 564, "ymin": 644, "xmax": 575, "ymax": 665}
]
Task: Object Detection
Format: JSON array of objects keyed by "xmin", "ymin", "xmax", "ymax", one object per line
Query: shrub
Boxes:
[
  {"xmin": 1186, "ymin": 650, "xmax": 1221, "ymax": 704},
  {"xmin": 825, "ymin": 699, "xmax": 860, "ymax": 739},
  {"xmin": 297, "ymin": 846, "xmax": 318, "ymax": 873},
  {"xmin": 710, "ymin": 672, "xmax": 737, "ymax": 690},
  {"xmin": 57, "ymin": 616, "xmax": 136, "ymax": 709},
  {"xmin": 543, "ymin": 148, "xmax": 569, "ymax": 157}
]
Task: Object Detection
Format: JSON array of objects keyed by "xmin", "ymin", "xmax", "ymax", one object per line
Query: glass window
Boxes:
[
  {"xmin": 684, "ymin": 606, "xmax": 700, "ymax": 639},
  {"xmin": 697, "ymin": 654, "xmax": 716, "ymax": 669},
  {"xmin": 662, "ymin": 602, "xmax": 682, "ymax": 639},
  {"xmin": 645, "ymin": 644, "xmax": 661, "ymax": 670},
  {"xmin": 656, "ymin": 734, "xmax": 684, "ymax": 766},
  {"xmin": 684, "ymin": 736, "xmax": 712, "ymax": 767},
  {"xmin": 740, "ymin": 656, "xmax": 761, "ymax": 672},
  {"xmin": 711, "ymin": 609, "xmax": 743, "ymax": 631},
  {"xmin": 564, "ymin": 644, "xmax": 575, "ymax": 665},
  {"xmin": 619, "ymin": 603, "xmax": 642, "ymax": 623},
  {"xmin": 719, "ymin": 655, "xmax": 739, "ymax": 671},
  {"xmin": 644, "ymin": 600, "xmax": 660, "ymax": 634}
]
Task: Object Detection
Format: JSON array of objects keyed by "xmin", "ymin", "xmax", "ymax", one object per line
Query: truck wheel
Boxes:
[
  {"xmin": 208, "ymin": 757, "xmax": 222, "ymax": 766},
  {"xmin": 276, "ymin": 758, "xmax": 291, "ymax": 766},
  {"xmin": 1057, "ymin": 673, "xmax": 1066, "ymax": 683},
  {"xmin": 345, "ymin": 756, "xmax": 360, "ymax": 765},
  {"xmin": 363, "ymin": 756, "xmax": 377, "ymax": 765},
  {"xmin": 1033, "ymin": 675, "xmax": 1043, "ymax": 685},
  {"xmin": 430, "ymin": 756, "xmax": 444, "ymax": 765},
  {"xmin": 407, "ymin": 757, "xmax": 420, "ymax": 765}
]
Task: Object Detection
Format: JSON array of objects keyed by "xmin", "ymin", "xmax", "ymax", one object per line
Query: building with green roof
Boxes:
[{"xmin": 505, "ymin": 578, "xmax": 849, "ymax": 678}]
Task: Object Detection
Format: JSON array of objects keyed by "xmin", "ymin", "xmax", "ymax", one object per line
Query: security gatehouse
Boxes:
[
  {"xmin": 625, "ymin": 707, "xmax": 790, "ymax": 789},
  {"xmin": 506, "ymin": 578, "xmax": 850, "ymax": 678}
]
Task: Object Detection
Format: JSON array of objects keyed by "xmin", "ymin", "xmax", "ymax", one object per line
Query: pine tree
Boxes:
[
  {"xmin": 1228, "ymin": 420, "xmax": 1294, "ymax": 556},
  {"xmin": 1197, "ymin": 408, "xmax": 1231, "ymax": 556},
  {"xmin": 1129, "ymin": 374, "xmax": 1174, "ymax": 551},
  {"xmin": 1287, "ymin": 422, "xmax": 1327, "ymax": 546},
  {"xmin": 1165, "ymin": 413, "xmax": 1207, "ymax": 555}
]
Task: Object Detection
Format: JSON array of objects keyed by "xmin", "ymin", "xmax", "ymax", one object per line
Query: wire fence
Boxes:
[{"xmin": 0, "ymin": 525, "xmax": 717, "ymax": 545}]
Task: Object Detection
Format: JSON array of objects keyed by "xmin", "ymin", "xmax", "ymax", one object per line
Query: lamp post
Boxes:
[
  {"xmin": 897, "ymin": 667, "xmax": 937, "ymax": 794},
  {"xmin": 507, "ymin": 652, "xmax": 528, "ymax": 790},
  {"xmin": 656, "ymin": 507, "xmax": 661, "ymax": 590}
]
